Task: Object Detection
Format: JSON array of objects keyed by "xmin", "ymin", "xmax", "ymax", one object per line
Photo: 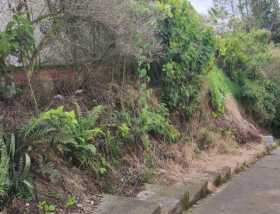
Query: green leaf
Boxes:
[
  {"xmin": 9, "ymin": 134, "xmax": 16, "ymax": 160},
  {"xmin": 22, "ymin": 153, "xmax": 31, "ymax": 178},
  {"xmin": 83, "ymin": 144, "xmax": 96, "ymax": 154}
]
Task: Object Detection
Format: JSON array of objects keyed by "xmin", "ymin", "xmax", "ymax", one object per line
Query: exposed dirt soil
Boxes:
[
  {"xmin": 1, "ymin": 69, "xmax": 270, "ymax": 214},
  {"xmin": 6, "ymin": 156, "xmax": 103, "ymax": 214},
  {"xmin": 154, "ymin": 142, "xmax": 266, "ymax": 185},
  {"xmin": 151, "ymin": 95, "xmax": 266, "ymax": 186},
  {"xmin": 217, "ymin": 95, "xmax": 262, "ymax": 144}
]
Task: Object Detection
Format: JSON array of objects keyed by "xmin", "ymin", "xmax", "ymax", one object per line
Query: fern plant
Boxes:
[
  {"xmin": 22, "ymin": 105, "xmax": 107, "ymax": 174},
  {"xmin": 114, "ymin": 91, "xmax": 180, "ymax": 147}
]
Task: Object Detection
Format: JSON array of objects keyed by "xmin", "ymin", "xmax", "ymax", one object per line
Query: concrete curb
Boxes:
[
  {"xmin": 96, "ymin": 144, "xmax": 278, "ymax": 214},
  {"xmin": 96, "ymin": 194, "xmax": 161, "ymax": 214},
  {"xmin": 206, "ymin": 143, "xmax": 278, "ymax": 194}
]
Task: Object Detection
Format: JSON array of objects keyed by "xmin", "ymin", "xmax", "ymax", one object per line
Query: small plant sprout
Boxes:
[
  {"xmin": 37, "ymin": 201, "xmax": 56, "ymax": 214},
  {"xmin": 65, "ymin": 195, "xmax": 78, "ymax": 209}
]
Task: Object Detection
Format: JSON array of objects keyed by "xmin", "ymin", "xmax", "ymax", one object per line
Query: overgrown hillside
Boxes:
[{"xmin": 0, "ymin": 0, "xmax": 280, "ymax": 213}]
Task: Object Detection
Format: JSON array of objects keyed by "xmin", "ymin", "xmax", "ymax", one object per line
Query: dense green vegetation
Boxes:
[
  {"xmin": 217, "ymin": 29, "xmax": 271, "ymax": 83},
  {"xmin": 0, "ymin": 133, "xmax": 32, "ymax": 206},
  {"xmin": 0, "ymin": 13, "xmax": 34, "ymax": 72},
  {"xmin": 23, "ymin": 106, "xmax": 107, "ymax": 174},
  {"xmin": 216, "ymin": 28, "xmax": 280, "ymax": 134},
  {"xmin": 1, "ymin": 0, "xmax": 280, "ymax": 211},
  {"xmin": 208, "ymin": 67, "xmax": 241, "ymax": 115},
  {"xmin": 159, "ymin": 0, "xmax": 215, "ymax": 118}
]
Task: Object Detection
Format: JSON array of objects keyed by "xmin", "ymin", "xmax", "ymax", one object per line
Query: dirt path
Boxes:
[{"xmin": 156, "ymin": 142, "xmax": 266, "ymax": 185}]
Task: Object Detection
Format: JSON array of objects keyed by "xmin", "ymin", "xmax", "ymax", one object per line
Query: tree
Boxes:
[
  {"xmin": 0, "ymin": 0, "xmax": 62, "ymax": 113},
  {"xmin": 208, "ymin": 0, "xmax": 280, "ymax": 43},
  {"xmin": 250, "ymin": 0, "xmax": 280, "ymax": 43},
  {"xmin": 250, "ymin": 0, "xmax": 280, "ymax": 29}
]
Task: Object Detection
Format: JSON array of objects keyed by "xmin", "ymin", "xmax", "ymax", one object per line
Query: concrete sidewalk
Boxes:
[{"xmin": 187, "ymin": 149, "xmax": 280, "ymax": 214}]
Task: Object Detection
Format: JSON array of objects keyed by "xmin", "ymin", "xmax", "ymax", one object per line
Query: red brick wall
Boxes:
[{"xmin": 6, "ymin": 67, "xmax": 77, "ymax": 85}]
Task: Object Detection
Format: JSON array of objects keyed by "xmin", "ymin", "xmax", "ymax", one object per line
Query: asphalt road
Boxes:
[{"xmin": 186, "ymin": 149, "xmax": 280, "ymax": 214}]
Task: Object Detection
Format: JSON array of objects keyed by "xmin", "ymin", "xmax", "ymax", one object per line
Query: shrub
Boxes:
[
  {"xmin": 263, "ymin": 48, "xmax": 280, "ymax": 136},
  {"xmin": 217, "ymin": 28, "xmax": 280, "ymax": 136},
  {"xmin": 158, "ymin": 0, "xmax": 216, "ymax": 118},
  {"xmin": 208, "ymin": 67, "xmax": 241, "ymax": 115},
  {"xmin": 197, "ymin": 128, "xmax": 216, "ymax": 150},
  {"xmin": 217, "ymin": 29, "xmax": 271, "ymax": 83},
  {"xmin": 115, "ymin": 103, "xmax": 179, "ymax": 146},
  {"xmin": 272, "ymin": 104, "xmax": 280, "ymax": 137},
  {"xmin": 22, "ymin": 106, "xmax": 107, "ymax": 174},
  {"xmin": 272, "ymin": 22, "xmax": 280, "ymax": 44},
  {"xmin": 0, "ymin": 12, "xmax": 34, "ymax": 72},
  {"xmin": 241, "ymin": 79, "xmax": 280, "ymax": 127},
  {"xmin": 210, "ymin": 83, "xmax": 225, "ymax": 115}
]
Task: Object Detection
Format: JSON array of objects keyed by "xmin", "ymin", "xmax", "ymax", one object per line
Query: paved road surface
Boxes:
[{"xmin": 187, "ymin": 149, "xmax": 280, "ymax": 214}]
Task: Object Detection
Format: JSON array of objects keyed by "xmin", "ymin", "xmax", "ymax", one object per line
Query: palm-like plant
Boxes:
[
  {"xmin": 0, "ymin": 136, "xmax": 9, "ymax": 203},
  {"xmin": 0, "ymin": 133, "xmax": 32, "ymax": 208}
]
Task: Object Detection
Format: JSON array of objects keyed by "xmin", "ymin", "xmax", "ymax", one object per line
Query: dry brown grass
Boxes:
[{"xmin": 153, "ymin": 139, "xmax": 265, "ymax": 185}]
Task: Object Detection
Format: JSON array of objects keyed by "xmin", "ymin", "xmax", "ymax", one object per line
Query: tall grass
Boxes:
[
  {"xmin": 207, "ymin": 67, "xmax": 242, "ymax": 115},
  {"xmin": 208, "ymin": 67, "xmax": 242, "ymax": 98}
]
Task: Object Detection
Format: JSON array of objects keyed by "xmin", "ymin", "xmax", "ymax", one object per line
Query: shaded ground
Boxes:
[{"xmin": 187, "ymin": 149, "xmax": 280, "ymax": 214}]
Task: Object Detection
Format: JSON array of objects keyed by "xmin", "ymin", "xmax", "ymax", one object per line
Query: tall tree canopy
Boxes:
[{"xmin": 210, "ymin": 0, "xmax": 280, "ymax": 42}]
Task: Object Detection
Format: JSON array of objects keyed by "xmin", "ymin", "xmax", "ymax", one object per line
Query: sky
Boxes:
[{"xmin": 190, "ymin": 0, "xmax": 213, "ymax": 14}]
